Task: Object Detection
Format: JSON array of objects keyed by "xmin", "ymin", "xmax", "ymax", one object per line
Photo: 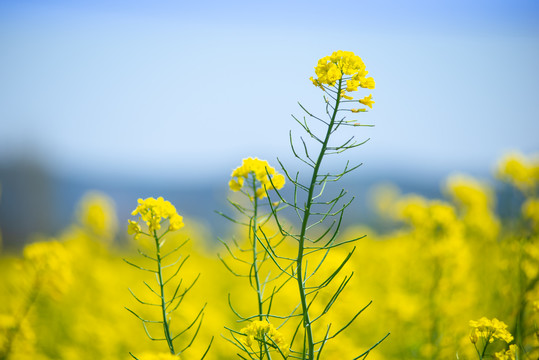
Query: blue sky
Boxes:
[{"xmin": 1, "ymin": 0, "xmax": 538, "ymax": 184}]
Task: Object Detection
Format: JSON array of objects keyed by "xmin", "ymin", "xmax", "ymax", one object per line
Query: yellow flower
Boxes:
[
  {"xmin": 130, "ymin": 197, "xmax": 184, "ymax": 234},
  {"xmin": 229, "ymin": 157, "xmax": 285, "ymax": 198},
  {"xmin": 271, "ymin": 174, "xmax": 285, "ymax": 190},
  {"xmin": 359, "ymin": 94, "xmax": 375, "ymax": 109},
  {"xmin": 346, "ymin": 79, "xmax": 360, "ymax": 92},
  {"xmin": 312, "ymin": 50, "xmax": 371, "ymax": 88},
  {"xmin": 360, "ymin": 77, "xmax": 375, "ymax": 89},
  {"xmin": 469, "ymin": 317, "xmax": 513, "ymax": 344},
  {"xmin": 229, "ymin": 177, "xmax": 244, "ymax": 191},
  {"xmin": 255, "ymin": 188, "xmax": 266, "ymax": 199},
  {"xmin": 494, "ymin": 344, "xmax": 517, "ymax": 360},
  {"xmin": 445, "ymin": 174, "xmax": 500, "ymax": 239},
  {"xmin": 446, "ymin": 175, "xmax": 494, "ymax": 210},
  {"xmin": 351, "ymin": 108, "xmax": 367, "ymax": 113},
  {"xmin": 240, "ymin": 320, "xmax": 288, "ymax": 355},
  {"xmin": 76, "ymin": 191, "xmax": 118, "ymax": 238},
  {"xmin": 168, "ymin": 213, "xmax": 184, "ymax": 232},
  {"xmin": 127, "ymin": 220, "xmax": 142, "ymax": 240},
  {"xmin": 23, "ymin": 240, "xmax": 72, "ymax": 297},
  {"xmin": 496, "ymin": 152, "xmax": 539, "ymax": 193},
  {"xmin": 396, "ymin": 195, "xmax": 429, "ymax": 225},
  {"xmin": 310, "ymin": 76, "xmax": 322, "ymax": 88}
]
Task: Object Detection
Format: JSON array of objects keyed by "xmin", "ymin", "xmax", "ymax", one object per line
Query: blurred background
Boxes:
[{"xmin": 1, "ymin": 0, "xmax": 538, "ymax": 247}]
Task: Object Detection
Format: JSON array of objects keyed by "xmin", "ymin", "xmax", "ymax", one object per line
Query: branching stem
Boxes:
[
  {"xmin": 251, "ymin": 177, "xmax": 272, "ymax": 360},
  {"xmin": 296, "ymin": 77, "xmax": 343, "ymax": 359}
]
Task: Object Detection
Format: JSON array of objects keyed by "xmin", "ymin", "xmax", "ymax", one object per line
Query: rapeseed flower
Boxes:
[
  {"xmin": 240, "ymin": 320, "xmax": 288, "ymax": 356},
  {"xmin": 130, "ymin": 197, "xmax": 184, "ymax": 233},
  {"xmin": 496, "ymin": 152, "xmax": 539, "ymax": 193},
  {"xmin": 229, "ymin": 157, "xmax": 285, "ymax": 199},
  {"xmin": 469, "ymin": 317, "xmax": 513, "ymax": 344},
  {"xmin": 359, "ymin": 94, "xmax": 375, "ymax": 109},
  {"xmin": 494, "ymin": 344, "xmax": 517, "ymax": 360},
  {"xmin": 23, "ymin": 240, "xmax": 72, "ymax": 297},
  {"xmin": 310, "ymin": 50, "xmax": 375, "ymax": 102},
  {"xmin": 127, "ymin": 220, "xmax": 142, "ymax": 240},
  {"xmin": 76, "ymin": 191, "xmax": 118, "ymax": 238},
  {"xmin": 445, "ymin": 174, "xmax": 500, "ymax": 239},
  {"xmin": 396, "ymin": 195, "xmax": 429, "ymax": 226}
]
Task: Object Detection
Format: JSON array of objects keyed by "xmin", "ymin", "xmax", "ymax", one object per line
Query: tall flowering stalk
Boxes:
[
  {"xmin": 274, "ymin": 51, "xmax": 389, "ymax": 360},
  {"xmin": 126, "ymin": 197, "xmax": 212, "ymax": 359},
  {"xmin": 221, "ymin": 51, "xmax": 388, "ymax": 359},
  {"xmin": 292, "ymin": 51, "xmax": 375, "ymax": 359},
  {"xmin": 266, "ymin": 51, "xmax": 388, "ymax": 359},
  {"xmin": 219, "ymin": 158, "xmax": 290, "ymax": 359}
]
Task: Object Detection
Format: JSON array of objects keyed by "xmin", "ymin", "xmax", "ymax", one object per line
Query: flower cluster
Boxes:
[
  {"xmin": 445, "ymin": 174, "xmax": 500, "ymax": 240},
  {"xmin": 76, "ymin": 191, "xmax": 118, "ymax": 238},
  {"xmin": 396, "ymin": 196, "xmax": 460, "ymax": 239},
  {"xmin": 496, "ymin": 152, "xmax": 539, "ymax": 193},
  {"xmin": 229, "ymin": 157, "xmax": 285, "ymax": 199},
  {"xmin": 241, "ymin": 320, "xmax": 288, "ymax": 355},
  {"xmin": 495, "ymin": 344, "xmax": 518, "ymax": 360},
  {"xmin": 469, "ymin": 317, "xmax": 514, "ymax": 344},
  {"xmin": 23, "ymin": 240, "xmax": 72, "ymax": 297},
  {"xmin": 128, "ymin": 197, "xmax": 184, "ymax": 237},
  {"xmin": 310, "ymin": 50, "xmax": 375, "ymax": 111}
]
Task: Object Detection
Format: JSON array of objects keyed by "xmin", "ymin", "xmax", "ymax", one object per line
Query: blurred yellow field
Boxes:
[{"xmin": 1, "ymin": 150, "xmax": 537, "ymax": 359}]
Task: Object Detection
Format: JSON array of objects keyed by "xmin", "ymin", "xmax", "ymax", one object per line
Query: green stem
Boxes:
[
  {"xmin": 480, "ymin": 340, "xmax": 489, "ymax": 359},
  {"xmin": 252, "ymin": 177, "xmax": 264, "ymax": 320},
  {"xmin": 296, "ymin": 78, "xmax": 343, "ymax": 359},
  {"xmin": 154, "ymin": 230, "xmax": 175, "ymax": 354},
  {"xmin": 473, "ymin": 342, "xmax": 482, "ymax": 360},
  {"xmin": 251, "ymin": 176, "xmax": 272, "ymax": 360}
]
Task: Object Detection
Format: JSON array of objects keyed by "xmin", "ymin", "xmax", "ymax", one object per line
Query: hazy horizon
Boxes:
[{"xmin": 1, "ymin": 0, "xmax": 538, "ymax": 185}]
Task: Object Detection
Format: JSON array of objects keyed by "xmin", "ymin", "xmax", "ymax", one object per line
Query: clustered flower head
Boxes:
[
  {"xmin": 396, "ymin": 195, "xmax": 459, "ymax": 239},
  {"xmin": 496, "ymin": 152, "xmax": 539, "ymax": 193},
  {"xmin": 494, "ymin": 344, "xmax": 518, "ymax": 360},
  {"xmin": 445, "ymin": 174, "xmax": 500, "ymax": 239},
  {"xmin": 310, "ymin": 50, "xmax": 375, "ymax": 111},
  {"xmin": 76, "ymin": 191, "xmax": 118, "ymax": 238},
  {"xmin": 446, "ymin": 175, "xmax": 495, "ymax": 211},
  {"xmin": 23, "ymin": 240, "xmax": 72, "ymax": 297},
  {"xmin": 128, "ymin": 197, "xmax": 184, "ymax": 238},
  {"xmin": 229, "ymin": 157, "xmax": 285, "ymax": 199},
  {"xmin": 240, "ymin": 320, "xmax": 288, "ymax": 355},
  {"xmin": 469, "ymin": 317, "xmax": 514, "ymax": 345}
]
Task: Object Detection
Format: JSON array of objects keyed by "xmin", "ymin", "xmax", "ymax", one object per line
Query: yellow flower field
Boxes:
[{"xmin": 0, "ymin": 51, "xmax": 538, "ymax": 360}]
